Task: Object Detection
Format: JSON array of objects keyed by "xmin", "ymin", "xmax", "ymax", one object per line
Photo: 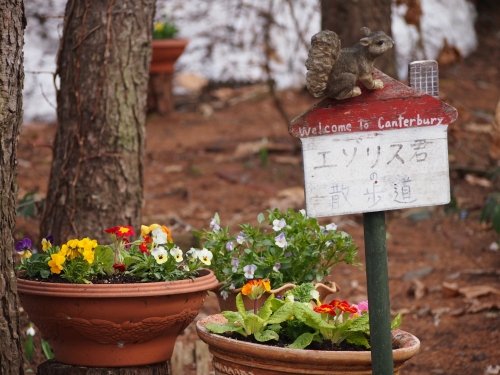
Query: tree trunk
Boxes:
[
  {"xmin": 0, "ymin": 0, "xmax": 26, "ymax": 374},
  {"xmin": 320, "ymin": 0, "xmax": 396, "ymax": 77},
  {"xmin": 40, "ymin": 0, "xmax": 155, "ymax": 243}
]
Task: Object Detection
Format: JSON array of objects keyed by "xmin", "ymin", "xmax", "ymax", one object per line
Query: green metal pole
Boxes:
[{"xmin": 363, "ymin": 211, "xmax": 394, "ymax": 375}]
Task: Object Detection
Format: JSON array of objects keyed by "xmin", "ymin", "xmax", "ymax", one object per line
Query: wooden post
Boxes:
[
  {"xmin": 37, "ymin": 360, "xmax": 171, "ymax": 375},
  {"xmin": 363, "ymin": 211, "xmax": 393, "ymax": 374}
]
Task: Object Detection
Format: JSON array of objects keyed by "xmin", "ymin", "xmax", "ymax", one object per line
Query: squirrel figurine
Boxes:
[{"xmin": 305, "ymin": 27, "xmax": 394, "ymax": 100}]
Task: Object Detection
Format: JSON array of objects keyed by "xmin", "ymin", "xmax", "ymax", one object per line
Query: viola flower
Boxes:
[
  {"xmin": 220, "ymin": 290, "xmax": 229, "ymax": 300},
  {"xmin": 325, "ymin": 223, "xmax": 338, "ymax": 231},
  {"xmin": 187, "ymin": 247, "xmax": 200, "ymax": 259},
  {"xmin": 152, "ymin": 227, "xmax": 168, "ymax": 245},
  {"xmin": 243, "ymin": 264, "xmax": 257, "ymax": 279},
  {"xmin": 236, "ymin": 232, "xmax": 246, "ymax": 245},
  {"xmin": 209, "ymin": 214, "xmax": 221, "ymax": 232},
  {"xmin": 113, "ymin": 263, "xmax": 126, "ymax": 272},
  {"xmin": 15, "ymin": 237, "xmax": 32, "ymax": 252},
  {"xmin": 241, "ymin": 279, "xmax": 271, "ymax": 300},
  {"xmin": 272, "ymin": 262, "xmax": 281, "ymax": 272},
  {"xmin": 151, "ymin": 247, "xmax": 169, "ymax": 264},
  {"xmin": 274, "ymin": 232, "xmax": 287, "ymax": 248},
  {"xmin": 272, "ymin": 218, "xmax": 286, "ymax": 232},
  {"xmin": 48, "ymin": 252, "xmax": 66, "ymax": 274},
  {"xmin": 225, "ymin": 241, "xmax": 234, "ymax": 252},
  {"xmin": 170, "ymin": 247, "xmax": 183, "ymax": 263},
  {"xmin": 231, "ymin": 257, "xmax": 239, "ymax": 272},
  {"xmin": 198, "ymin": 248, "xmax": 213, "ymax": 265},
  {"xmin": 41, "ymin": 237, "xmax": 52, "ymax": 252}
]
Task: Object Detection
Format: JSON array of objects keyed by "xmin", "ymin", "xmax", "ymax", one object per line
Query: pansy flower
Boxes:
[
  {"xmin": 209, "ymin": 214, "xmax": 221, "ymax": 232},
  {"xmin": 15, "ymin": 237, "xmax": 33, "ymax": 259},
  {"xmin": 243, "ymin": 264, "xmax": 257, "ymax": 279},
  {"xmin": 236, "ymin": 232, "xmax": 246, "ymax": 245},
  {"xmin": 169, "ymin": 246, "xmax": 183, "ymax": 263},
  {"xmin": 48, "ymin": 252, "xmax": 66, "ymax": 274},
  {"xmin": 274, "ymin": 232, "xmax": 287, "ymax": 248},
  {"xmin": 151, "ymin": 247, "xmax": 169, "ymax": 264},
  {"xmin": 272, "ymin": 218, "xmax": 286, "ymax": 232},
  {"xmin": 197, "ymin": 248, "xmax": 213, "ymax": 265}
]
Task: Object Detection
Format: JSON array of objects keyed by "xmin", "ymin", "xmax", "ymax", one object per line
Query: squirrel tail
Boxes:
[{"xmin": 305, "ymin": 30, "xmax": 341, "ymax": 98}]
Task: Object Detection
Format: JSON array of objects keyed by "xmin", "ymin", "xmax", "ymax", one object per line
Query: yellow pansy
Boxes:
[
  {"xmin": 82, "ymin": 247, "xmax": 95, "ymax": 264},
  {"xmin": 48, "ymin": 252, "xmax": 66, "ymax": 274},
  {"xmin": 41, "ymin": 238, "xmax": 52, "ymax": 252}
]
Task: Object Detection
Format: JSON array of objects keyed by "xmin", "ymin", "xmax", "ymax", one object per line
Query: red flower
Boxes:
[
  {"xmin": 113, "ymin": 263, "xmax": 126, "ymax": 272},
  {"xmin": 139, "ymin": 236, "xmax": 152, "ymax": 253},
  {"xmin": 104, "ymin": 226, "xmax": 135, "ymax": 238},
  {"xmin": 314, "ymin": 304, "xmax": 336, "ymax": 315},
  {"xmin": 330, "ymin": 300, "xmax": 358, "ymax": 314}
]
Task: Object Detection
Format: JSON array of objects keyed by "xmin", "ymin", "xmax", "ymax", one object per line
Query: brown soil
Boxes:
[{"xmin": 15, "ymin": 3, "xmax": 499, "ymax": 374}]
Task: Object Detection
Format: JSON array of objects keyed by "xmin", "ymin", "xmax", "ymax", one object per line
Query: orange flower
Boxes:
[{"xmin": 241, "ymin": 279, "xmax": 271, "ymax": 300}]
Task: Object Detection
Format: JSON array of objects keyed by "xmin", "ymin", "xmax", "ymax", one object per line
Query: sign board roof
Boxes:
[{"xmin": 289, "ymin": 70, "xmax": 458, "ymax": 138}]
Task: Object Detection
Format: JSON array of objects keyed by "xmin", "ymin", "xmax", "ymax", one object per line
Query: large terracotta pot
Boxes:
[
  {"xmin": 196, "ymin": 314, "xmax": 420, "ymax": 375},
  {"xmin": 17, "ymin": 269, "xmax": 218, "ymax": 367},
  {"xmin": 150, "ymin": 39, "xmax": 188, "ymax": 74}
]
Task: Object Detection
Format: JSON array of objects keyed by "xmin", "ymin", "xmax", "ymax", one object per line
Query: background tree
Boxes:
[
  {"xmin": 41, "ymin": 0, "xmax": 155, "ymax": 243},
  {"xmin": 0, "ymin": 0, "xmax": 26, "ymax": 374},
  {"xmin": 320, "ymin": 0, "xmax": 396, "ymax": 77}
]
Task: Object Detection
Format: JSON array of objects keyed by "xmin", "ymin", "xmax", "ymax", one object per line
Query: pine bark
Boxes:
[
  {"xmin": 0, "ymin": 0, "xmax": 26, "ymax": 374},
  {"xmin": 40, "ymin": 0, "xmax": 155, "ymax": 243},
  {"xmin": 320, "ymin": 0, "xmax": 396, "ymax": 77}
]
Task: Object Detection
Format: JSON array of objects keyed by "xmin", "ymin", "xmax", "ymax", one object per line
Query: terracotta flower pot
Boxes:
[
  {"xmin": 216, "ymin": 281, "xmax": 340, "ymax": 312},
  {"xmin": 17, "ymin": 269, "xmax": 218, "ymax": 367},
  {"xmin": 150, "ymin": 39, "xmax": 188, "ymax": 74},
  {"xmin": 196, "ymin": 314, "xmax": 420, "ymax": 375}
]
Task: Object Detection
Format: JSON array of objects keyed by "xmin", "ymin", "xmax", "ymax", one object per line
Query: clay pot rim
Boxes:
[
  {"xmin": 151, "ymin": 39, "xmax": 189, "ymax": 47},
  {"xmin": 196, "ymin": 314, "xmax": 420, "ymax": 365},
  {"xmin": 17, "ymin": 268, "xmax": 218, "ymax": 298}
]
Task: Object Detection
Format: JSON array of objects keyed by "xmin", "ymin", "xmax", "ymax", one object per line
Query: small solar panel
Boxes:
[{"xmin": 408, "ymin": 60, "xmax": 439, "ymax": 97}]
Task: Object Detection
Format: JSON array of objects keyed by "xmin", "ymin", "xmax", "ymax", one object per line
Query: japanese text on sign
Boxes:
[{"xmin": 301, "ymin": 125, "xmax": 450, "ymax": 217}]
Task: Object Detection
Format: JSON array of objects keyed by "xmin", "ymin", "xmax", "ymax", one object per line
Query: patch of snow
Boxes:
[{"xmin": 23, "ymin": 0, "xmax": 477, "ymax": 122}]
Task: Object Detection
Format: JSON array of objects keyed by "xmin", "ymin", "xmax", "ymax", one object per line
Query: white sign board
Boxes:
[{"xmin": 302, "ymin": 125, "xmax": 450, "ymax": 217}]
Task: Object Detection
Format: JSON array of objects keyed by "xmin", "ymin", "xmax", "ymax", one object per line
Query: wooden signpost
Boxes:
[{"xmin": 290, "ymin": 61, "xmax": 457, "ymax": 374}]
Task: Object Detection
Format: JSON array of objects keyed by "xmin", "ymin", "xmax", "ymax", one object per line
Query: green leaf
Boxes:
[
  {"xmin": 94, "ymin": 246, "xmax": 114, "ymax": 275},
  {"xmin": 23, "ymin": 336, "xmax": 34, "ymax": 361},
  {"xmin": 257, "ymin": 213, "xmax": 265, "ymax": 224},
  {"xmin": 41, "ymin": 339, "xmax": 54, "ymax": 360},
  {"xmin": 345, "ymin": 331, "xmax": 371, "ymax": 348},
  {"xmin": 244, "ymin": 314, "xmax": 264, "ymax": 335},
  {"xmin": 222, "ymin": 311, "xmax": 242, "ymax": 323},
  {"xmin": 205, "ymin": 323, "xmax": 243, "ymax": 334},
  {"xmin": 288, "ymin": 332, "xmax": 316, "ymax": 349},
  {"xmin": 235, "ymin": 293, "xmax": 247, "ymax": 317},
  {"xmin": 391, "ymin": 313, "xmax": 402, "ymax": 330},
  {"xmin": 254, "ymin": 329, "xmax": 279, "ymax": 342},
  {"xmin": 267, "ymin": 302, "xmax": 294, "ymax": 325},
  {"xmin": 257, "ymin": 294, "xmax": 275, "ymax": 321}
]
